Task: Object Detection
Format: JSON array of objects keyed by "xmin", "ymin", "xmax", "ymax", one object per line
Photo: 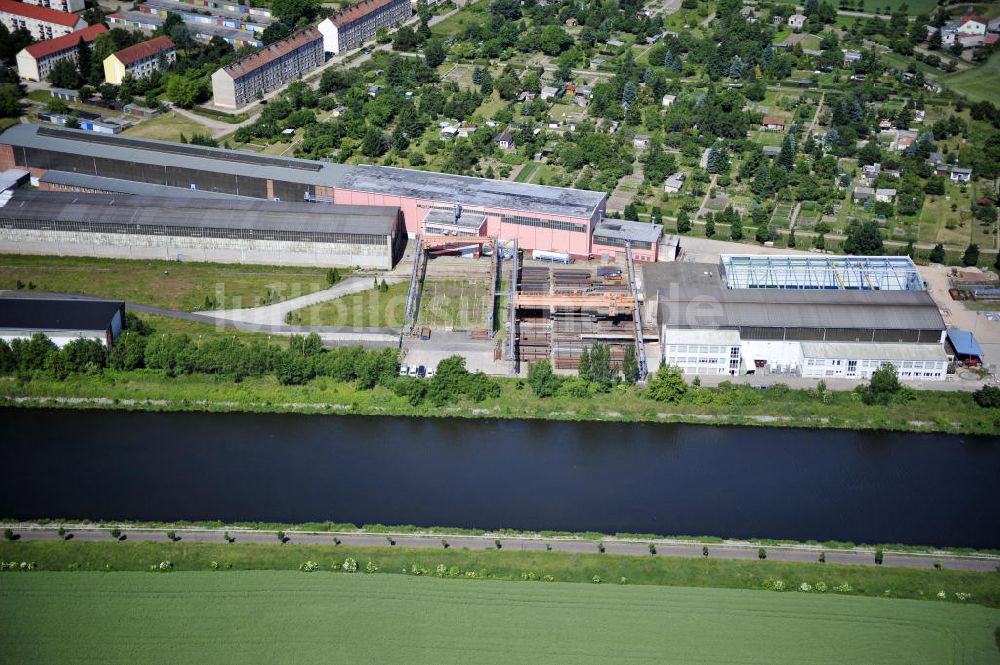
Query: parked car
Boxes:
[
  {"xmin": 426, "ymin": 367, "xmax": 436, "ymax": 378},
  {"xmin": 399, "ymin": 364, "xmax": 409, "ymax": 376},
  {"xmin": 407, "ymin": 366, "xmax": 418, "ymax": 377},
  {"xmin": 417, "ymin": 365, "xmax": 426, "ymax": 378}
]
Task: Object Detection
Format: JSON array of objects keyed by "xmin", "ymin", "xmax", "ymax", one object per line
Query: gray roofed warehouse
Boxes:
[{"xmin": 0, "ymin": 191, "xmax": 404, "ymax": 269}]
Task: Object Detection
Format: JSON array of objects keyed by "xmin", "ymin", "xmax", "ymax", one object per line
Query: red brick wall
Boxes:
[{"xmin": 0, "ymin": 145, "xmax": 15, "ymax": 172}]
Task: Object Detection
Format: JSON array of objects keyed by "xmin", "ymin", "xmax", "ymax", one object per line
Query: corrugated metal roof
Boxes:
[
  {"xmin": 0, "ymin": 297, "xmax": 122, "ymax": 332},
  {"xmin": 593, "ymin": 219, "xmax": 663, "ymax": 244},
  {"xmin": 800, "ymin": 342, "xmax": 947, "ymax": 361},
  {"xmin": 39, "ymin": 170, "xmax": 248, "ymax": 200},
  {"xmin": 0, "ymin": 190, "xmax": 399, "ymax": 236},
  {"xmin": 0, "ymin": 124, "xmax": 349, "ymax": 186},
  {"xmin": 947, "ymin": 330, "xmax": 983, "ymax": 357},
  {"xmin": 1, "ymin": 124, "xmax": 606, "ymax": 219},
  {"xmin": 341, "ymin": 165, "xmax": 605, "ymax": 220},
  {"xmin": 658, "ymin": 289, "xmax": 945, "ymax": 330}
]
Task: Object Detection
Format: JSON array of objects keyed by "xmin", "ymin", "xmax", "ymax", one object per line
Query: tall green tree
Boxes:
[
  {"xmin": 621, "ymin": 345, "xmax": 639, "ymax": 384},
  {"xmin": 843, "ymin": 220, "xmax": 884, "ymax": 255}
]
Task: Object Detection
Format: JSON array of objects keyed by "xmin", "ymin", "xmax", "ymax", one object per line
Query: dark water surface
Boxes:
[{"xmin": 2, "ymin": 408, "xmax": 998, "ymax": 548}]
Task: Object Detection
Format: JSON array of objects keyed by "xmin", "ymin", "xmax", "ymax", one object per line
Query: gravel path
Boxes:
[{"xmin": 5, "ymin": 525, "xmax": 998, "ymax": 573}]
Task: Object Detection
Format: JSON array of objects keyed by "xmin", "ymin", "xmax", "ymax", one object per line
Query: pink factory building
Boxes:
[{"xmin": 0, "ymin": 124, "xmax": 661, "ymax": 262}]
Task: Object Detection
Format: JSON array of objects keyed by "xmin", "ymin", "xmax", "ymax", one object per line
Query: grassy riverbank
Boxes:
[
  {"xmin": 7, "ymin": 520, "xmax": 999, "ymax": 557},
  {"xmin": 3, "ymin": 540, "xmax": 1000, "ymax": 609},
  {"xmin": 4, "ymin": 571, "xmax": 998, "ymax": 664},
  {"xmin": 4, "ymin": 570, "xmax": 1000, "ymax": 665},
  {"xmin": 2, "ymin": 369, "xmax": 999, "ymax": 435}
]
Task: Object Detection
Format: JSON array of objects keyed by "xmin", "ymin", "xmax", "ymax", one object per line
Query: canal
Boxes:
[{"xmin": 2, "ymin": 409, "xmax": 998, "ymax": 548}]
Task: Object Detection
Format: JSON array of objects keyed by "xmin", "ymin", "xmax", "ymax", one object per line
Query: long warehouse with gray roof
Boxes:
[
  {"xmin": 0, "ymin": 124, "xmax": 630, "ymax": 262},
  {"xmin": 0, "ymin": 190, "xmax": 404, "ymax": 268},
  {"xmin": 643, "ymin": 257, "xmax": 949, "ymax": 381}
]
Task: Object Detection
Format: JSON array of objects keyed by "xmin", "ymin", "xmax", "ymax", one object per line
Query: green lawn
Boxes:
[
  {"xmin": 431, "ymin": 0, "xmax": 488, "ymax": 37},
  {"xmin": 122, "ymin": 111, "xmax": 214, "ymax": 142},
  {"xmin": 1, "ymin": 570, "xmax": 998, "ymax": 664},
  {"xmin": 945, "ymin": 53, "xmax": 1000, "ymax": 106},
  {"xmin": 0, "ymin": 254, "xmax": 331, "ymax": 311},
  {"xmin": 514, "ymin": 161, "xmax": 540, "ymax": 183},
  {"xmin": 288, "ymin": 280, "xmax": 409, "ymax": 327},
  {"xmin": 418, "ymin": 279, "xmax": 491, "ymax": 329}
]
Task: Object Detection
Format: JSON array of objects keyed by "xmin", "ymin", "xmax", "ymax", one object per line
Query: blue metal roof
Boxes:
[{"xmin": 947, "ymin": 330, "xmax": 983, "ymax": 357}]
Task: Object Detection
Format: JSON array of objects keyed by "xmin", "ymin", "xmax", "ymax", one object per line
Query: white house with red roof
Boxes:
[
  {"xmin": 15, "ymin": 23, "xmax": 106, "ymax": 81},
  {"xmin": 0, "ymin": 0, "xmax": 86, "ymax": 41},
  {"xmin": 957, "ymin": 14, "xmax": 986, "ymax": 36}
]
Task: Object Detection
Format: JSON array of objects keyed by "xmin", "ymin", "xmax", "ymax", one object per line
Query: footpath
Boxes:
[{"xmin": 4, "ymin": 524, "xmax": 998, "ymax": 573}]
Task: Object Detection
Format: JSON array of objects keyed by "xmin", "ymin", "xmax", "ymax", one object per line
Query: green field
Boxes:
[
  {"xmin": 0, "ymin": 254, "xmax": 330, "ymax": 311},
  {"xmin": 288, "ymin": 280, "xmax": 409, "ymax": 327},
  {"xmin": 1, "ymin": 570, "xmax": 998, "ymax": 664},
  {"xmin": 771, "ymin": 0, "xmax": 938, "ymax": 14},
  {"xmin": 945, "ymin": 53, "xmax": 1000, "ymax": 106},
  {"xmin": 122, "ymin": 111, "xmax": 215, "ymax": 142}
]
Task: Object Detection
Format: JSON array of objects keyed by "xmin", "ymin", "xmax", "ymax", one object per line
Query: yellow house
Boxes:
[{"xmin": 103, "ymin": 36, "xmax": 175, "ymax": 85}]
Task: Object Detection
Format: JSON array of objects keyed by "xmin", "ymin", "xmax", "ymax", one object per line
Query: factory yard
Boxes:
[{"xmin": 2, "ymin": 571, "xmax": 998, "ymax": 665}]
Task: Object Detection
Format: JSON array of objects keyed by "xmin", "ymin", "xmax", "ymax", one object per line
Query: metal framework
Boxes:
[
  {"xmin": 720, "ymin": 255, "xmax": 923, "ymax": 291},
  {"xmin": 420, "ymin": 235, "xmax": 493, "ymax": 251},
  {"xmin": 626, "ymin": 242, "xmax": 648, "ymax": 382},
  {"xmin": 513, "ymin": 293, "xmax": 636, "ymax": 316}
]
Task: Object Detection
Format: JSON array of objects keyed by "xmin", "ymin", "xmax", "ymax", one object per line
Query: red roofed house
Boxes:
[
  {"xmin": 957, "ymin": 14, "xmax": 987, "ymax": 36},
  {"xmin": 103, "ymin": 35, "xmax": 176, "ymax": 84},
  {"xmin": 0, "ymin": 0, "xmax": 87, "ymax": 41},
  {"xmin": 317, "ymin": 0, "xmax": 411, "ymax": 54},
  {"xmin": 15, "ymin": 23, "xmax": 106, "ymax": 81},
  {"xmin": 761, "ymin": 116, "xmax": 785, "ymax": 131}
]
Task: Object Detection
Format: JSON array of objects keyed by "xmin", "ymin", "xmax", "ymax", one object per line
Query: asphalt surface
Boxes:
[{"xmin": 5, "ymin": 526, "xmax": 998, "ymax": 572}]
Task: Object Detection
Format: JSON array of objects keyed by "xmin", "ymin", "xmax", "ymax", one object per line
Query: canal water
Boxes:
[{"xmin": 2, "ymin": 408, "xmax": 998, "ymax": 548}]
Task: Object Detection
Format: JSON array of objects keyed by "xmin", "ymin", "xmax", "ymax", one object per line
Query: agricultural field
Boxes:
[
  {"xmin": 945, "ymin": 53, "xmax": 1000, "ymax": 106},
  {"xmin": 0, "ymin": 254, "xmax": 330, "ymax": 311},
  {"xmin": 122, "ymin": 111, "xmax": 214, "ymax": 142},
  {"xmin": 288, "ymin": 281, "xmax": 409, "ymax": 328},
  {"xmin": 1, "ymin": 570, "xmax": 999, "ymax": 664}
]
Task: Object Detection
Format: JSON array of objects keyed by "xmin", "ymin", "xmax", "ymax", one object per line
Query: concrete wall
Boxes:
[
  {"xmin": 801, "ymin": 354, "xmax": 947, "ymax": 381},
  {"xmin": 0, "ymin": 228, "xmax": 393, "ymax": 269}
]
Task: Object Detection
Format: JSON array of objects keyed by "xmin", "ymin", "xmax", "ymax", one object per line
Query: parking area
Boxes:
[{"xmin": 401, "ymin": 330, "xmax": 505, "ymax": 375}]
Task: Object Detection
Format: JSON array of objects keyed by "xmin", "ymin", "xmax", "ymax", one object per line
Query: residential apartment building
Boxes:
[
  {"xmin": 21, "ymin": 0, "xmax": 85, "ymax": 13},
  {"xmin": 103, "ymin": 35, "xmax": 176, "ymax": 84},
  {"xmin": 108, "ymin": 11, "xmax": 262, "ymax": 48},
  {"xmin": 210, "ymin": 26, "xmax": 324, "ymax": 109},
  {"xmin": 0, "ymin": 0, "xmax": 86, "ymax": 41},
  {"xmin": 15, "ymin": 23, "xmax": 106, "ymax": 81},
  {"xmin": 317, "ymin": 0, "xmax": 410, "ymax": 54}
]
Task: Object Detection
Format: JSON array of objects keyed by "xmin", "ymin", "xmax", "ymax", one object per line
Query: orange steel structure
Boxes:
[
  {"xmin": 513, "ymin": 292, "xmax": 636, "ymax": 316},
  {"xmin": 420, "ymin": 235, "xmax": 493, "ymax": 250}
]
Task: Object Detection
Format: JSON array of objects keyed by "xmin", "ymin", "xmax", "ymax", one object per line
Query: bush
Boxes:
[
  {"xmin": 758, "ymin": 548, "xmax": 767, "ymax": 560},
  {"xmin": 874, "ymin": 548, "xmax": 884, "ymax": 565},
  {"xmin": 2, "ymin": 528, "xmax": 13, "ymax": 541},
  {"xmin": 276, "ymin": 531, "xmax": 286, "ymax": 542},
  {"xmin": 818, "ymin": 551, "xmax": 826, "ymax": 563},
  {"xmin": 109, "ymin": 528, "xmax": 122, "ymax": 540},
  {"xmin": 495, "ymin": 539, "xmax": 502, "ymax": 549},
  {"xmin": 597, "ymin": 542, "xmax": 605, "ymax": 553},
  {"xmin": 649, "ymin": 543, "xmax": 656, "ymax": 556},
  {"xmin": 441, "ymin": 539, "xmax": 449, "ymax": 549},
  {"xmin": 973, "ymin": 385, "xmax": 1000, "ymax": 408},
  {"xmin": 166, "ymin": 531, "xmax": 178, "ymax": 542},
  {"xmin": 702, "ymin": 545, "xmax": 709, "ymax": 558}
]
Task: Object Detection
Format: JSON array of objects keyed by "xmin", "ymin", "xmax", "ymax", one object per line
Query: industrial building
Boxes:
[
  {"xmin": 103, "ymin": 35, "xmax": 176, "ymax": 85},
  {"xmin": 15, "ymin": 23, "xmax": 107, "ymax": 81},
  {"xmin": 0, "ymin": 297, "xmax": 125, "ymax": 349},
  {"xmin": 318, "ymin": 0, "xmax": 411, "ymax": 54},
  {"xmin": 0, "ymin": 190, "xmax": 404, "ymax": 268},
  {"xmin": 0, "ymin": 124, "xmax": 629, "ymax": 261},
  {"xmin": 0, "ymin": 0, "xmax": 87, "ymax": 41},
  {"xmin": 211, "ymin": 26, "xmax": 324, "ymax": 109},
  {"xmin": 646, "ymin": 256, "xmax": 949, "ymax": 380}
]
